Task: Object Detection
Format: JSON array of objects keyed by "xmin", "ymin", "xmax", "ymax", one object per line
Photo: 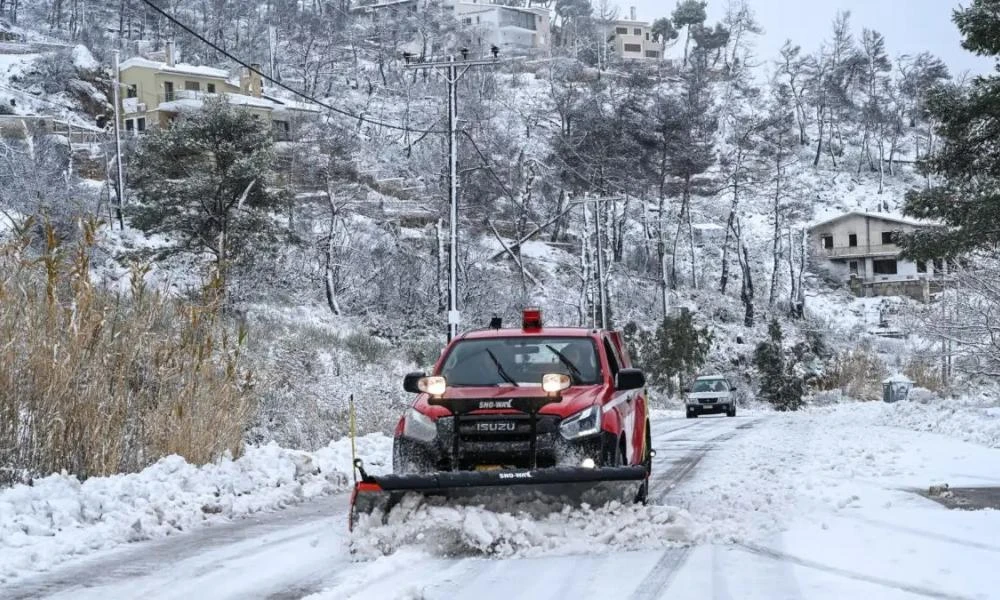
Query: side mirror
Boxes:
[
  {"xmin": 616, "ymin": 368, "xmax": 645, "ymax": 391},
  {"xmin": 403, "ymin": 371, "xmax": 427, "ymax": 394},
  {"xmin": 683, "ymin": 387, "xmax": 691, "ymax": 393},
  {"xmin": 730, "ymin": 386, "xmax": 737, "ymax": 392}
]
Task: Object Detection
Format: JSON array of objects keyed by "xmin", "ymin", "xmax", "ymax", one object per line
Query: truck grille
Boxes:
[{"xmin": 440, "ymin": 414, "xmax": 561, "ymax": 443}]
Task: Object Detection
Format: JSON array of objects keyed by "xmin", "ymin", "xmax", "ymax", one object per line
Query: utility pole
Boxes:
[
  {"xmin": 404, "ymin": 47, "xmax": 501, "ymax": 342},
  {"xmin": 111, "ymin": 49, "xmax": 125, "ymax": 230}
]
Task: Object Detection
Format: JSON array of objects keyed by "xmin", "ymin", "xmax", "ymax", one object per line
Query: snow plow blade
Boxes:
[{"xmin": 349, "ymin": 464, "xmax": 647, "ymax": 529}]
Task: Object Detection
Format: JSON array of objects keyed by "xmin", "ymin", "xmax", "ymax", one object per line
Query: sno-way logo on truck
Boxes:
[
  {"xmin": 498, "ymin": 471, "xmax": 533, "ymax": 480},
  {"xmin": 476, "ymin": 400, "xmax": 513, "ymax": 409}
]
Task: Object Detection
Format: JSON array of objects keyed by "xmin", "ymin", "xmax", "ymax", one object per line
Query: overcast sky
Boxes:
[{"xmin": 619, "ymin": 0, "xmax": 996, "ymax": 77}]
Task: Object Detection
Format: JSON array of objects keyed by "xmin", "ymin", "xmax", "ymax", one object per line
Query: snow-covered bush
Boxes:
[{"xmin": 815, "ymin": 340, "xmax": 888, "ymax": 401}]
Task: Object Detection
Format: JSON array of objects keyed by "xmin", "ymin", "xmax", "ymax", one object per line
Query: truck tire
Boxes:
[{"xmin": 726, "ymin": 404, "xmax": 736, "ymax": 417}]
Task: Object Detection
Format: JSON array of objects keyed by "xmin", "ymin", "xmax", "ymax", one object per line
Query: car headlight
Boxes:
[
  {"xmin": 559, "ymin": 405, "xmax": 602, "ymax": 440},
  {"xmin": 402, "ymin": 408, "xmax": 437, "ymax": 443}
]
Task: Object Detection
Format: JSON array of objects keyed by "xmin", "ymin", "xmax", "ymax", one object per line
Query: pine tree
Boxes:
[
  {"xmin": 753, "ymin": 319, "xmax": 804, "ymax": 411},
  {"xmin": 901, "ymin": 0, "xmax": 1000, "ymax": 259},
  {"xmin": 129, "ymin": 98, "xmax": 288, "ymax": 298},
  {"xmin": 638, "ymin": 310, "xmax": 713, "ymax": 394}
]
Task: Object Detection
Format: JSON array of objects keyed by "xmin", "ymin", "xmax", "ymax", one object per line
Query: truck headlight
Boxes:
[
  {"xmin": 559, "ymin": 405, "xmax": 602, "ymax": 440},
  {"xmin": 402, "ymin": 408, "xmax": 437, "ymax": 443}
]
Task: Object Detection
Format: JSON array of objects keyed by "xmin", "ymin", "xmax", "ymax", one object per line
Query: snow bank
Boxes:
[
  {"xmin": 350, "ymin": 495, "xmax": 693, "ymax": 560},
  {"xmin": 0, "ymin": 433, "xmax": 391, "ymax": 580},
  {"xmin": 873, "ymin": 395, "xmax": 1000, "ymax": 449}
]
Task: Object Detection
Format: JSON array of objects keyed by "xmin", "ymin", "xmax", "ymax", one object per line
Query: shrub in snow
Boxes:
[
  {"xmin": 0, "ymin": 225, "xmax": 254, "ymax": 485},
  {"xmin": 907, "ymin": 387, "xmax": 940, "ymax": 404},
  {"xmin": 815, "ymin": 340, "xmax": 888, "ymax": 401}
]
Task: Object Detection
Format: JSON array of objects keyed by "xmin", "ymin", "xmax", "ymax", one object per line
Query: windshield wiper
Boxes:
[
  {"xmin": 485, "ymin": 349, "xmax": 519, "ymax": 387},
  {"xmin": 546, "ymin": 344, "xmax": 583, "ymax": 384}
]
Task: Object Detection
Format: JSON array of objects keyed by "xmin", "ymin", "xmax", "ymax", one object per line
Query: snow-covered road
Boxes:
[{"xmin": 5, "ymin": 407, "xmax": 1000, "ymax": 600}]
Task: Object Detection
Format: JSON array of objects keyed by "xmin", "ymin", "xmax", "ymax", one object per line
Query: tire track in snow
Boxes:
[
  {"xmin": 737, "ymin": 542, "xmax": 977, "ymax": 600},
  {"xmin": 626, "ymin": 547, "xmax": 692, "ymax": 600},
  {"xmin": 622, "ymin": 417, "xmax": 762, "ymax": 600},
  {"xmin": 648, "ymin": 418, "xmax": 759, "ymax": 504}
]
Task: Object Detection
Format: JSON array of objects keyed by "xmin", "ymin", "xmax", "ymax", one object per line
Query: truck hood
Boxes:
[{"xmin": 414, "ymin": 384, "xmax": 607, "ymax": 420}]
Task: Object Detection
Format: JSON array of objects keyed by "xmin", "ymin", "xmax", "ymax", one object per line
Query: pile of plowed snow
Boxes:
[
  {"xmin": 871, "ymin": 394, "xmax": 1000, "ymax": 449},
  {"xmin": 350, "ymin": 495, "xmax": 693, "ymax": 559},
  {"xmin": 0, "ymin": 433, "xmax": 391, "ymax": 580}
]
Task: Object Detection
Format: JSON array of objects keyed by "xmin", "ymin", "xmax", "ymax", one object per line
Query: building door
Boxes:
[{"xmin": 163, "ymin": 81, "xmax": 174, "ymax": 102}]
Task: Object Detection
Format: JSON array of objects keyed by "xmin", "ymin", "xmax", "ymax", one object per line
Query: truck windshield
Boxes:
[{"xmin": 439, "ymin": 337, "xmax": 602, "ymax": 386}]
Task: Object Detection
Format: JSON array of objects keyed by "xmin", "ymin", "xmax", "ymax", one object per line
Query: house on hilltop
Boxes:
[
  {"xmin": 808, "ymin": 211, "xmax": 948, "ymax": 302},
  {"xmin": 117, "ymin": 41, "xmax": 320, "ymax": 140},
  {"xmin": 350, "ymin": 0, "xmax": 550, "ymax": 53},
  {"xmin": 606, "ymin": 7, "xmax": 666, "ymax": 61}
]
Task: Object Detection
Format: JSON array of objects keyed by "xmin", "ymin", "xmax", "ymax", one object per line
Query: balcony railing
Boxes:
[
  {"xmin": 158, "ymin": 89, "xmax": 219, "ymax": 104},
  {"xmin": 822, "ymin": 243, "xmax": 900, "ymax": 258}
]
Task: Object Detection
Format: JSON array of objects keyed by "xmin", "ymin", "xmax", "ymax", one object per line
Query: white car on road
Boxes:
[{"xmin": 684, "ymin": 375, "xmax": 737, "ymax": 418}]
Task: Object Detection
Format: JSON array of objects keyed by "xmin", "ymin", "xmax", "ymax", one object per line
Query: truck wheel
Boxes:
[
  {"xmin": 726, "ymin": 405, "xmax": 736, "ymax": 417},
  {"xmin": 636, "ymin": 425, "xmax": 652, "ymax": 505},
  {"xmin": 686, "ymin": 409, "xmax": 696, "ymax": 419}
]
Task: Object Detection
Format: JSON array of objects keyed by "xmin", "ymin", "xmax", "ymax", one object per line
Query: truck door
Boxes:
[{"xmin": 603, "ymin": 337, "xmax": 640, "ymax": 464}]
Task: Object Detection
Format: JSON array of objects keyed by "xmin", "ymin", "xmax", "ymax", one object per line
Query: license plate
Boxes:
[{"xmin": 475, "ymin": 464, "xmax": 503, "ymax": 471}]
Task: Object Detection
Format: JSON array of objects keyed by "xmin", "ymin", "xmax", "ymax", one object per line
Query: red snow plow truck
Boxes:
[{"xmin": 350, "ymin": 309, "xmax": 653, "ymax": 528}]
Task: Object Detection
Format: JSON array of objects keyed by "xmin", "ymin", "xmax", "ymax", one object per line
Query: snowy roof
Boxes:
[
  {"xmin": 157, "ymin": 92, "xmax": 322, "ymax": 116},
  {"xmin": 808, "ymin": 211, "xmax": 942, "ymax": 231},
  {"xmin": 692, "ymin": 223, "xmax": 724, "ymax": 231},
  {"xmin": 119, "ymin": 57, "xmax": 230, "ymax": 79},
  {"xmin": 262, "ymin": 94, "xmax": 323, "ymax": 114},
  {"xmin": 883, "ymin": 374, "xmax": 914, "ymax": 384}
]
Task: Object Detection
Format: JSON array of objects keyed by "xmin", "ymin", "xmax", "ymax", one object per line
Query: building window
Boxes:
[
  {"xmin": 646, "ymin": 32, "xmax": 650, "ymax": 40},
  {"xmin": 881, "ymin": 231, "xmax": 896, "ymax": 245},
  {"xmin": 163, "ymin": 81, "xmax": 174, "ymax": 102},
  {"xmin": 849, "ymin": 261, "xmax": 859, "ymax": 275},
  {"xmin": 848, "ymin": 233, "xmax": 858, "ymax": 247},
  {"xmin": 821, "ymin": 234, "xmax": 833, "ymax": 249},
  {"xmin": 137, "ymin": 117, "xmax": 146, "ymax": 132},
  {"xmin": 634, "ymin": 28, "xmax": 641, "ymax": 35},
  {"xmin": 185, "ymin": 81, "xmax": 200, "ymax": 91},
  {"xmin": 463, "ymin": 17, "xmax": 472, "ymax": 24},
  {"xmin": 207, "ymin": 83, "xmax": 216, "ymax": 93},
  {"xmin": 873, "ymin": 259, "xmax": 898, "ymax": 275},
  {"xmin": 499, "ymin": 8, "xmax": 535, "ymax": 30},
  {"xmin": 645, "ymin": 50, "xmax": 659, "ymax": 58},
  {"xmin": 917, "ymin": 260, "xmax": 927, "ymax": 273},
  {"xmin": 476, "ymin": 15, "xmax": 480, "ymax": 23},
  {"xmin": 125, "ymin": 119, "xmax": 134, "ymax": 132},
  {"xmin": 624, "ymin": 43, "xmax": 642, "ymax": 52},
  {"xmin": 616, "ymin": 27, "xmax": 628, "ymax": 34},
  {"xmin": 934, "ymin": 258, "xmax": 944, "ymax": 273},
  {"xmin": 126, "ymin": 84, "xmax": 137, "ymax": 98}
]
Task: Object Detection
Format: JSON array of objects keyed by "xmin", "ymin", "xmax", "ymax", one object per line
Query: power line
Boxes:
[{"xmin": 134, "ymin": 0, "xmax": 450, "ymax": 135}]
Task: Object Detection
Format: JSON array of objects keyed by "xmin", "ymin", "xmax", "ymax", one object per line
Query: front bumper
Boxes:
[
  {"xmin": 394, "ymin": 414, "xmax": 619, "ymax": 473},
  {"xmin": 686, "ymin": 400, "xmax": 731, "ymax": 415}
]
